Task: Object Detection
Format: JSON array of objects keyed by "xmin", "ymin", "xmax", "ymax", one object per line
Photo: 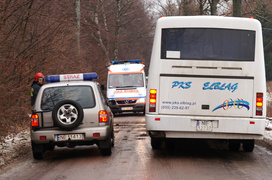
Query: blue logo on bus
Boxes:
[
  {"xmin": 172, "ymin": 81, "xmax": 192, "ymax": 89},
  {"xmin": 203, "ymin": 82, "xmax": 238, "ymax": 92},
  {"xmin": 212, "ymin": 98, "xmax": 249, "ymax": 112}
]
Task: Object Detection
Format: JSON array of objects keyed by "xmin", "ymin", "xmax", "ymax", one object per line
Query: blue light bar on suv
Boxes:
[
  {"xmin": 46, "ymin": 73, "xmax": 98, "ymax": 83},
  {"xmin": 110, "ymin": 60, "xmax": 142, "ymax": 64}
]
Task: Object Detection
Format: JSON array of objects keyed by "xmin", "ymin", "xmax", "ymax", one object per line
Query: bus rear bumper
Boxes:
[{"xmin": 145, "ymin": 114, "xmax": 265, "ymax": 140}]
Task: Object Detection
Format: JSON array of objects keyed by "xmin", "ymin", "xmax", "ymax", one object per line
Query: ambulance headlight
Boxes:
[{"xmin": 137, "ymin": 98, "xmax": 146, "ymax": 103}]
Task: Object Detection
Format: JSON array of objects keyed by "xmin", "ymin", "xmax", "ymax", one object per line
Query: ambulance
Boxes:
[{"xmin": 107, "ymin": 60, "xmax": 146, "ymax": 114}]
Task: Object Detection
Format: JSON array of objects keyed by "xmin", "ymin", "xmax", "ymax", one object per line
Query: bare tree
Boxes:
[
  {"xmin": 208, "ymin": 0, "xmax": 219, "ymax": 15},
  {"xmin": 75, "ymin": 0, "xmax": 81, "ymax": 55},
  {"xmin": 197, "ymin": 0, "xmax": 208, "ymax": 15},
  {"xmin": 233, "ymin": 0, "xmax": 242, "ymax": 17},
  {"xmin": 81, "ymin": 0, "xmax": 112, "ymax": 62},
  {"xmin": 113, "ymin": 0, "xmax": 121, "ymax": 60},
  {"xmin": 0, "ymin": 0, "xmax": 154, "ymax": 138}
]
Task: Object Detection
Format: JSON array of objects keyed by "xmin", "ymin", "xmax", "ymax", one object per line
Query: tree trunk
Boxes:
[
  {"xmin": 113, "ymin": 0, "xmax": 121, "ymax": 60},
  {"xmin": 233, "ymin": 0, "xmax": 242, "ymax": 17},
  {"xmin": 75, "ymin": 0, "xmax": 81, "ymax": 55},
  {"xmin": 197, "ymin": 0, "xmax": 206, "ymax": 15},
  {"xmin": 210, "ymin": 0, "xmax": 219, "ymax": 15}
]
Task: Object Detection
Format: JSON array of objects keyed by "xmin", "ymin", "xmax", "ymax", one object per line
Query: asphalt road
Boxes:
[{"xmin": 1, "ymin": 113, "xmax": 272, "ymax": 180}]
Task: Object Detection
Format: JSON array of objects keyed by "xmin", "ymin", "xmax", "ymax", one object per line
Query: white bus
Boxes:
[{"xmin": 145, "ymin": 16, "xmax": 266, "ymax": 152}]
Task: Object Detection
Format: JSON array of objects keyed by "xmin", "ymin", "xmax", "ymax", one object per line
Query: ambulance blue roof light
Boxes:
[
  {"xmin": 110, "ymin": 60, "xmax": 142, "ymax": 64},
  {"xmin": 46, "ymin": 73, "xmax": 98, "ymax": 83}
]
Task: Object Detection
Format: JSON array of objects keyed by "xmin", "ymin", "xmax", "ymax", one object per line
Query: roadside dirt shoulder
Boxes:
[{"xmin": 0, "ymin": 130, "xmax": 31, "ymax": 169}]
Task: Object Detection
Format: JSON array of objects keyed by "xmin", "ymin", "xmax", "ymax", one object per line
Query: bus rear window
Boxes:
[{"xmin": 161, "ymin": 28, "xmax": 255, "ymax": 61}]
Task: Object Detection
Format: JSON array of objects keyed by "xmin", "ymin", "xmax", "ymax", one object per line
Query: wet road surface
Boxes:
[{"xmin": 1, "ymin": 113, "xmax": 272, "ymax": 180}]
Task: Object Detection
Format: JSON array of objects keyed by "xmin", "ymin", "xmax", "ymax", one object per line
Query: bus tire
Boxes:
[
  {"xmin": 228, "ymin": 141, "xmax": 240, "ymax": 151},
  {"xmin": 151, "ymin": 138, "xmax": 162, "ymax": 150},
  {"xmin": 165, "ymin": 139, "xmax": 175, "ymax": 150},
  {"xmin": 242, "ymin": 140, "xmax": 255, "ymax": 152}
]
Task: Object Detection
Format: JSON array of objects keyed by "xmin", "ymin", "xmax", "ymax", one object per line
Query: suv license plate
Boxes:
[
  {"xmin": 196, "ymin": 120, "xmax": 213, "ymax": 132},
  {"xmin": 56, "ymin": 134, "xmax": 84, "ymax": 141}
]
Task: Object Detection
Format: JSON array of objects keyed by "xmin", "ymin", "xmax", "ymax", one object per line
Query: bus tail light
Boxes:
[
  {"xmin": 99, "ymin": 110, "xmax": 108, "ymax": 122},
  {"xmin": 149, "ymin": 89, "xmax": 157, "ymax": 112},
  {"xmin": 31, "ymin": 114, "xmax": 39, "ymax": 127},
  {"xmin": 256, "ymin": 93, "xmax": 263, "ymax": 116}
]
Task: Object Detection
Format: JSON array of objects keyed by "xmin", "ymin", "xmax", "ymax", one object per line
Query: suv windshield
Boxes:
[{"xmin": 41, "ymin": 86, "xmax": 95, "ymax": 110}]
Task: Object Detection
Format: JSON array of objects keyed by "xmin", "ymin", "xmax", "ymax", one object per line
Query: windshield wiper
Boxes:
[{"xmin": 115, "ymin": 86, "xmax": 137, "ymax": 89}]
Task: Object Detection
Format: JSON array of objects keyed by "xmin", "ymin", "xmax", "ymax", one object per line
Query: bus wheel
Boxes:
[
  {"xmin": 242, "ymin": 140, "xmax": 255, "ymax": 152},
  {"xmin": 165, "ymin": 139, "xmax": 175, "ymax": 150},
  {"xmin": 151, "ymin": 138, "xmax": 162, "ymax": 150},
  {"xmin": 228, "ymin": 141, "xmax": 240, "ymax": 151}
]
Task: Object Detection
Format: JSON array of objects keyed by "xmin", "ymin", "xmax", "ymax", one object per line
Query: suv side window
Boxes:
[{"xmin": 41, "ymin": 86, "xmax": 96, "ymax": 110}]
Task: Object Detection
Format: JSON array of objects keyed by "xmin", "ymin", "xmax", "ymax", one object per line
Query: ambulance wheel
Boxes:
[
  {"xmin": 52, "ymin": 100, "xmax": 84, "ymax": 131},
  {"xmin": 242, "ymin": 140, "xmax": 255, "ymax": 152}
]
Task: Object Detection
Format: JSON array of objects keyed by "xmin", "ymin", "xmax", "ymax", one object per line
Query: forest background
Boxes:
[{"xmin": 0, "ymin": 0, "xmax": 271, "ymax": 139}]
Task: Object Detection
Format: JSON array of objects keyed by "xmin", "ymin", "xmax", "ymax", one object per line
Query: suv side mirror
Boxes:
[{"xmin": 101, "ymin": 84, "xmax": 105, "ymax": 90}]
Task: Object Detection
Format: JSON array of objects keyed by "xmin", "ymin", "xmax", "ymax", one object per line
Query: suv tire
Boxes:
[
  {"xmin": 52, "ymin": 100, "xmax": 84, "ymax": 131},
  {"xmin": 32, "ymin": 141, "xmax": 44, "ymax": 160},
  {"xmin": 100, "ymin": 135, "xmax": 112, "ymax": 156}
]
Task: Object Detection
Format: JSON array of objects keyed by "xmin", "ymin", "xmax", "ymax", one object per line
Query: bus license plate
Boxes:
[
  {"xmin": 196, "ymin": 120, "xmax": 213, "ymax": 131},
  {"xmin": 56, "ymin": 134, "xmax": 84, "ymax": 141}
]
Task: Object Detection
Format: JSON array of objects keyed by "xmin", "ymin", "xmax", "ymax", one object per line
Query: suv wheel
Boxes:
[
  {"xmin": 101, "ymin": 148, "xmax": 112, "ymax": 156},
  {"xmin": 52, "ymin": 100, "xmax": 84, "ymax": 131},
  {"xmin": 32, "ymin": 141, "xmax": 44, "ymax": 160},
  {"xmin": 100, "ymin": 135, "xmax": 112, "ymax": 156},
  {"xmin": 111, "ymin": 130, "xmax": 115, "ymax": 147}
]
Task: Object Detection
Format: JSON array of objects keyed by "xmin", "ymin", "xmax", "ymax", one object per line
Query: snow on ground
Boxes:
[
  {"xmin": 0, "ymin": 130, "xmax": 30, "ymax": 169},
  {"xmin": 264, "ymin": 118, "xmax": 272, "ymax": 146},
  {"xmin": 1, "ymin": 120, "xmax": 272, "ymax": 169}
]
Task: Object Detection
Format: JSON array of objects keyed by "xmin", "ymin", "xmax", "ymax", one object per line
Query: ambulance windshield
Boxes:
[{"xmin": 108, "ymin": 73, "xmax": 144, "ymax": 88}]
